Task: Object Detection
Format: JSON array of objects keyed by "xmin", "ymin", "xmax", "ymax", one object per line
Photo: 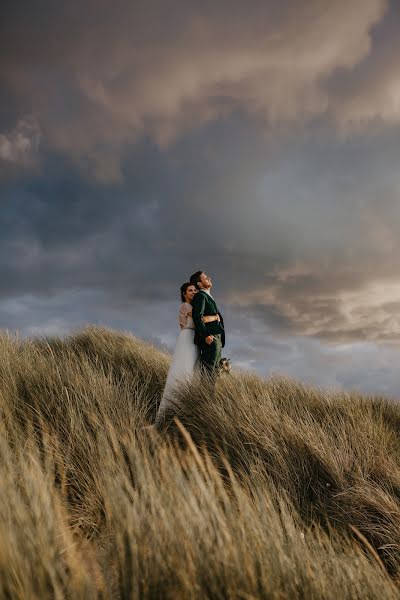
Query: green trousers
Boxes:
[{"xmin": 199, "ymin": 334, "xmax": 222, "ymax": 379}]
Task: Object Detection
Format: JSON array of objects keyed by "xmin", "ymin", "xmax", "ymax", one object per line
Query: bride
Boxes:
[{"xmin": 155, "ymin": 281, "xmax": 219, "ymax": 428}]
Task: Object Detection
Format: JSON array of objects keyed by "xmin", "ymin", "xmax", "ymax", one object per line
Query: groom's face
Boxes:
[{"xmin": 199, "ymin": 272, "xmax": 212, "ymax": 289}]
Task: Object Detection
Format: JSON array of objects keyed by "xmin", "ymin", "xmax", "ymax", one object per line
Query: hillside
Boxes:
[{"xmin": 0, "ymin": 325, "xmax": 399, "ymax": 599}]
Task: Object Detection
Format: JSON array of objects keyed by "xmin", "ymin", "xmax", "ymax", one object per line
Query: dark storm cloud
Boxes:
[{"xmin": 2, "ymin": 116, "xmax": 400, "ymax": 348}]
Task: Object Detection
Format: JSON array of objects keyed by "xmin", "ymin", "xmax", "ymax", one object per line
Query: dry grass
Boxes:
[{"xmin": 0, "ymin": 325, "xmax": 399, "ymax": 599}]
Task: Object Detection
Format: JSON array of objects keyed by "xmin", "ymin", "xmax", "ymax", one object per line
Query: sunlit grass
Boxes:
[{"xmin": 0, "ymin": 325, "xmax": 399, "ymax": 599}]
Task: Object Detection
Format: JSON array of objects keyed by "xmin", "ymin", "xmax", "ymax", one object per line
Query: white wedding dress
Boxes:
[{"xmin": 155, "ymin": 302, "xmax": 200, "ymax": 426}]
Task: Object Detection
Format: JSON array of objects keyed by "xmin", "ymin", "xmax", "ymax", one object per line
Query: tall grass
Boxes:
[{"xmin": 0, "ymin": 325, "xmax": 399, "ymax": 598}]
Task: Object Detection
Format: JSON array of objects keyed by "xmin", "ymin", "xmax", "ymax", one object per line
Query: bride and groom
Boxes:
[{"xmin": 155, "ymin": 270, "xmax": 225, "ymax": 427}]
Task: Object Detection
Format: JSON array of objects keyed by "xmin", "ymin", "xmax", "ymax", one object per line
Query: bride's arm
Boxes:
[
  {"xmin": 184, "ymin": 309, "xmax": 219, "ymax": 324},
  {"xmin": 184, "ymin": 309, "xmax": 212, "ymax": 321},
  {"xmin": 179, "ymin": 304, "xmax": 190, "ymax": 329},
  {"xmin": 202, "ymin": 315, "xmax": 220, "ymax": 323}
]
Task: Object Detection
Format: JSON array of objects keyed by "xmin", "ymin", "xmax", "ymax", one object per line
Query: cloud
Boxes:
[
  {"xmin": 0, "ymin": 0, "xmax": 388, "ymax": 179},
  {"xmin": 0, "ymin": 116, "xmax": 40, "ymax": 166},
  {"xmin": 327, "ymin": 2, "xmax": 400, "ymax": 129},
  {"xmin": 231, "ymin": 270, "xmax": 400, "ymax": 344},
  {"xmin": 1, "ymin": 117, "xmax": 400, "ymax": 349}
]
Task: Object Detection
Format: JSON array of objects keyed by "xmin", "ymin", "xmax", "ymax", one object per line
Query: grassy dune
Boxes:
[{"xmin": 0, "ymin": 325, "xmax": 399, "ymax": 599}]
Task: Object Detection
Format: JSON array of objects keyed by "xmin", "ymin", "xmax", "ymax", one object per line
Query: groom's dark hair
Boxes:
[{"xmin": 190, "ymin": 271, "xmax": 203, "ymax": 289}]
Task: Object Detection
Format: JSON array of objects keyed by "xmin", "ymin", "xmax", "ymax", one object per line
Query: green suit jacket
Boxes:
[{"xmin": 192, "ymin": 290, "xmax": 225, "ymax": 348}]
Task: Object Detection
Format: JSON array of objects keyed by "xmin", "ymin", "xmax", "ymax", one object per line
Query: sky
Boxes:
[{"xmin": 1, "ymin": 0, "xmax": 400, "ymax": 398}]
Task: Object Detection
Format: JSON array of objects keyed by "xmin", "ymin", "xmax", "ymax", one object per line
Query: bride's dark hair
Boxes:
[{"xmin": 180, "ymin": 282, "xmax": 192, "ymax": 302}]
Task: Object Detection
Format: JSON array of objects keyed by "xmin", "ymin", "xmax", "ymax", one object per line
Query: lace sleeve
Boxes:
[{"xmin": 178, "ymin": 304, "xmax": 191, "ymax": 328}]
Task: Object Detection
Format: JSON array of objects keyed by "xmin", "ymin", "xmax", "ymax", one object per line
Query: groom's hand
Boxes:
[{"xmin": 205, "ymin": 335, "xmax": 214, "ymax": 345}]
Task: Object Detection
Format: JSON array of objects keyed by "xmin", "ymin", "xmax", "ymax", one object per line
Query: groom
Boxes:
[{"xmin": 189, "ymin": 271, "xmax": 225, "ymax": 379}]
